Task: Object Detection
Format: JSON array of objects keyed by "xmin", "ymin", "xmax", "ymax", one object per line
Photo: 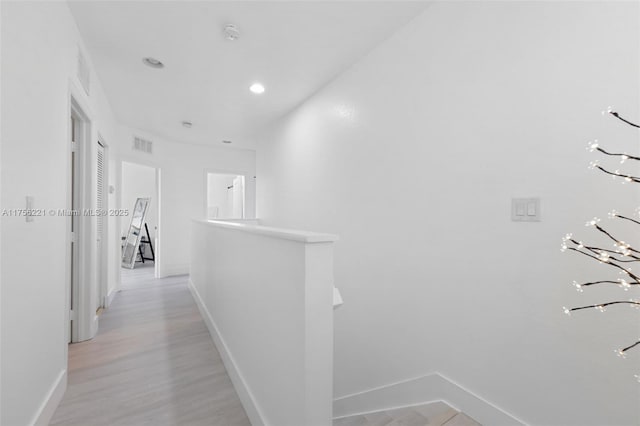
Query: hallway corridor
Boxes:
[{"xmin": 50, "ymin": 265, "xmax": 250, "ymax": 426}]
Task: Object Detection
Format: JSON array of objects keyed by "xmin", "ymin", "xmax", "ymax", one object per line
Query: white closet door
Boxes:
[{"xmin": 96, "ymin": 142, "xmax": 105, "ymax": 310}]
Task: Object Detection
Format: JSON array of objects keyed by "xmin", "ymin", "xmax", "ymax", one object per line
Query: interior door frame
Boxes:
[
  {"xmin": 118, "ymin": 160, "xmax": 162, "ymax": 279},
  {"xmin": 67, "ymin": 82, "xmax": 99, "ymax": 343}
]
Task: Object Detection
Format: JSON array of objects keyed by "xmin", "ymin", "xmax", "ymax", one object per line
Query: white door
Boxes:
[{"xmin": 96, "ymin": 141, "xmax": 106, "ymax": 310}]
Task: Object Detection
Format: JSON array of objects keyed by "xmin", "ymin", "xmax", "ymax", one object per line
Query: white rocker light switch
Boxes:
[{"xmin": 512, "ymin": 198, "xmax": 540, "ymax": 222}]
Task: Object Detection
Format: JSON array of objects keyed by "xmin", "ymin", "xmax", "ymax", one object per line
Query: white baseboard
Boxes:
[
  {"xmin": 105, "ymin": 287, "xmax": 118, "ymax": 308},
  {"xmin": 188, "ymin": 279, "xmax": 267, "ymax": 426},
  {"xmin": 333, "ymin": 372, "xmax": 525, "ymax": 426},
  {"xmin": 160, "ymin": 263, "xmax": 189, "ymax": 278},
  {"xmin": 31, "ymin": 369, "xmax": 67, "ymax": 426}
]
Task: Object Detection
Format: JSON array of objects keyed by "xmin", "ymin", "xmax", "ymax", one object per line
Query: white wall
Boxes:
[
  {"xmin": 115, "ymin": 125, "xmax": 256, "ymax": 277},
  {"xmin": 1, "ymin": 2, "xmax": 119, "ymax": 424},
  {"xmin": 0, "ymin": 2, "xmax": 3, "ymax": 423},
  {"xmin": 121, "ymin": 161, "xmax": 157, "ymax": 240},
  {"xmin": 257, "ymin": 2, "xmax": 640, "ymax": 425},
  {"xmin": 0, "ymin": 1, "xmax": 3, "ymax": 421}
]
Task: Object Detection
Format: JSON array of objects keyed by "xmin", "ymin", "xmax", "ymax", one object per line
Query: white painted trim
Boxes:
[
  {"xmin": 30, "ymin": 370, "xmax": 67, "ymax": 426},
  {"xmin": 200, "ymin": 219, "xmax": 339, "ymax": 243},
  {"xmin": 188, "ymin": 279, "xmax": 268, "ymax": 426},
  {"xmin": 438, "ymin": 373, "xmax": 526, "ymax": 426},
  {"xmin": 69, "ymin": 88, "xmax": 99, "ymax": 342},
  {"xmin": 154, "ymin": 167, "xmax": 161, "ymax": 279},
  {"xmin": 159, "ymin": 263, "xmax": 189, "ymax": 278},
  {"xmin": 0, "ymin": 0, "xmax": 2, "ymax": 410},
  {"xmin": 105, "ymin": 287, "xmax": 118, "ymax": 308},
  {"xmin": 68, "ymin": 78, "xmax": 94, "ymax": 120},
  {"xmin": 216, "ymin": 218, "xmax": 260, "ymax": 225},
  {"xmin": 333, "ymin": 373, "xmax": 525, "ymax": 426}
]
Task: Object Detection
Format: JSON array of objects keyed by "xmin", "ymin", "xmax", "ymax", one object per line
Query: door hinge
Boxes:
[
  {"xmin": 71, "ymin": 231, "xmax": 77, "ymax": 243},
  {"xmin": 70, "ymin": 309, "xmax": 77, "ymax": 321}
]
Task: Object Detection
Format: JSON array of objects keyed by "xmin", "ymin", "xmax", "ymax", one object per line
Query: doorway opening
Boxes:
[
  {"xmin": 206, "ymin": 173, "xmax": 245, "ymax": 220},
  {"xmin": 120, "ymin": 161, "xmax": 160, "ymax": 278}
]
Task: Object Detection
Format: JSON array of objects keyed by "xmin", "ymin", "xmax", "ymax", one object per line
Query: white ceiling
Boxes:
[{"xmin": 68, "ymin": 1, "xmax": 429, "ymax": 149}]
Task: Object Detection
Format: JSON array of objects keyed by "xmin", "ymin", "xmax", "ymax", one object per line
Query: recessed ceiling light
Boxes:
[
  {"xmin": 182, "ymin": 121, "xmax": 193, "ymax": 128},
  {"xmin": 249, "ymin": 83, "xmax": 265, "ymax": 94},
  {"xmin": 142, "ymin": 57, "xmax": 164, "ymax": 69},
  {"xmin": 222, "ymin": 140, "xmax": 232, "ymax": 144}
]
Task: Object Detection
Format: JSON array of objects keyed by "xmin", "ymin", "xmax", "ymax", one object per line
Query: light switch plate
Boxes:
[{"xmin": 512, "ymin": 198, "xmax": 540, "ymax": 222}]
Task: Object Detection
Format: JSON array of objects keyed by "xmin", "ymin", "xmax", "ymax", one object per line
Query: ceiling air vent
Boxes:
[
  {"xmin": 77, "ymin": 48, "xmax": 91, "ymax": 95},
  {"xmin": 132, "ymin": 136, "xmax": 153, "ymax": 154}
]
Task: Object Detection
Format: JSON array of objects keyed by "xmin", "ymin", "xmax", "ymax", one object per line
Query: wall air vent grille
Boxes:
[{"xmin": 132, "ymin": 137, "xmax": 153, "ymax": 154}]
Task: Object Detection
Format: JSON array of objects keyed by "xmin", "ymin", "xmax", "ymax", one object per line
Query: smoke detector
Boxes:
[
  {"xmin": 142, "ymin": 57, "xmax": 164, "ymax": 69},
  {"xmin": 223, "ymin": 24, "xmax": 240, "ymax": 41}
]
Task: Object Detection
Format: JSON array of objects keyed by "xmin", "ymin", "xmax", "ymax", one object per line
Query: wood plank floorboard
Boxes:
[{"xmin": 51, "ymin": 264, "xmax": 251, "ymax": 426}]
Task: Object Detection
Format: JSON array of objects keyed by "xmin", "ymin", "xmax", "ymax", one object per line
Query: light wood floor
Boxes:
[
  {"xmin": 52, "ymin": 264, "xmax": 480, "ymax": 426},
  {"xmin": 50, "ymin": 263, "xmax": 251, "ymax": 426},
  {"xmin": 333, "ymin": 401, "xmax": 481, "ymax": 426}
]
